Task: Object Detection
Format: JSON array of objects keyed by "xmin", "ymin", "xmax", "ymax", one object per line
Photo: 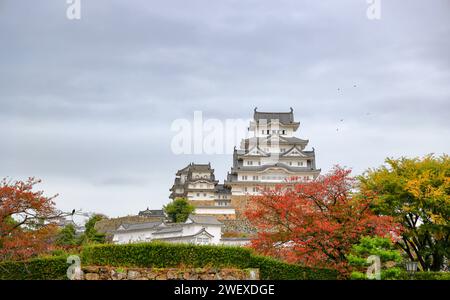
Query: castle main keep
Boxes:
[{"xmin": 169, "ymin": 108, "xmax": 321, "ymax": 220}]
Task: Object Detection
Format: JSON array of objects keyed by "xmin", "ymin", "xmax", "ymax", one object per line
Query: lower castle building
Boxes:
[{"xmin": 169, "ymin": 163, "xmax": 235, "ymax": 220}]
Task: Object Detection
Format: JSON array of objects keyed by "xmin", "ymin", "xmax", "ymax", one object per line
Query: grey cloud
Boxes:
[{"xmin": 0, "ymin": 0, "xmax": 449, "ymax": 216}]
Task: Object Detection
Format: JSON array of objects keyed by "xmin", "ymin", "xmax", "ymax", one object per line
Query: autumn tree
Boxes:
[
  {"xmin": 0, "ymin": 178, "xmax": 69, "ymax": 260},
  {"xmin": 78, "ymin": 214, "xmax": 107, "ymax": 244},
  {"xmin": 359, "ymin": 154, "xmax": 449, "ymax": 271},
  {"xmin": 347, "ymin": 236, "xmax": 403, "ymax": 280},
  {"xmin": 163, "ymin": 198, "xmax": 195, "ymax": 223},
  {"xmin": 55, "ymin": 224, "xmax": 79, "ymax": 247},
  {"xmin": 245, "ymin": 167, "xmax": 399, "ymax": 273}
]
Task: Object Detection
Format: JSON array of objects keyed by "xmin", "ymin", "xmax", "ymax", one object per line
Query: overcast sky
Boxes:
[{"xmin": 1, "ymin": 0, "xmax": 449, "ymax": 218}]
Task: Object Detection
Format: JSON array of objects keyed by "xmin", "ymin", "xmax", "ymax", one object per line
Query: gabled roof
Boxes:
[
  {"xmin": 187, "ymin": 214, "xmax": 223, "ymax": 225},
  {"xmin": 242, "ymin": 146, "xmax": 270, "ymax": 157},
  {"xmin": 231, "ymin": 163, "xmax": 320, "ymax": 173},
  {"xmin": 117, "ymin": 221, "xmax": 163, "ymax": 231},
  {"xmin": 280, "ymin": 146, "xmax": 308, "ymax": 157},
  {"xmin": 253, "ymin": 107, "xmax": 296, "ymax": 125},
  {"xmin": 153, "ymin": 228, "xmax": 214, "ymax": 241},
  {"xmin": 153, "ymin": 225, "xmax": 183, "ymax": 235},
  {"xmin": 138, "ymin": 208, "xmax": 165, "ymax": 217},
  {"xmin": 242, "ymin": 135, "xmax": 308, "ymax": 149},
  {"xmin": 176, "ymin": 163, "xmax": 214, "ymax": 175}
]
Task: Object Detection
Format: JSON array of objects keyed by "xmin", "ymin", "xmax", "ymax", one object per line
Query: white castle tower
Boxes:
[{"xmin": 225, "ymin": 108, "xmax": 320, "ymax": 201}]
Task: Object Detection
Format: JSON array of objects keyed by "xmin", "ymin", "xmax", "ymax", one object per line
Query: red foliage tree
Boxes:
[
  {"xmin": 245, "ymin": 167, "xmax": 401, "ymax": 273},
  {"xmin": 0, "ymin": 178, "xmax": 66, "ymax": 260}
]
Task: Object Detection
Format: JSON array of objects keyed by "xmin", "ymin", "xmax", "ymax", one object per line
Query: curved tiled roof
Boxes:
[
  {"xmin": 188, "ymin": 214, "xmax": 223, "ymax": 225},
  {"xmin": 231, "ymin": 163, "xmax": 320, "ymax": 173},
  {"xmin": 117, "ymin": 221, "xmax": 163, "ymax": 231},
  {"xmin": 253, "ymin": 107, "xmax": 296, "ymax": 124}
]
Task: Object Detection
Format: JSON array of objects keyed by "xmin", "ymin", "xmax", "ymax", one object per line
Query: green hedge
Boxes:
[
  {"xmin": 248, "ymin": 255, "xmax": 338, "ymax": 280},
  {"xmin": 351, "ymin": 269, "xmax": 450, "ymax": 280},
  {"xmin": 81, "ymin": 242, "xmax": 338, "ymax": 280},
  {"xmin": 82, "ymin": 243, "xmax": 251, "ymax": 268},
  {"xmin": 0, "ymin": 242, "xmax": 338, "ymax": 280},
  {"xmin": 412, "ymin": 272, "xmax": 450, "ymax": 280},
  {"xmin": 0, "ymin": 256, "xmax": 68, "ymax": 280}
]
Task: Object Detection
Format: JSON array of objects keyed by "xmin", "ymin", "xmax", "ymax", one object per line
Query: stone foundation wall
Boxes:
[
  {"xmin": 222, "ymin": 219, "xmax": 257, "ymax": 235},
  {"xmin": 78, "ymin": 266, "xmax": 259, "ymax": 280},
  {"xmin": 230, "ymin": 196, "xmax": 250, "ymax": 219}
]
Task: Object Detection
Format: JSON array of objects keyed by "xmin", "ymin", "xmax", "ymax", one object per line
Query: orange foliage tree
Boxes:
[
  {"xmin": 0, "ymin": 178, "xmax": 67, "ymax": 260},
  {"xmin": 245, "ymin": 167, "xmax": 401, "ymax": 273}
]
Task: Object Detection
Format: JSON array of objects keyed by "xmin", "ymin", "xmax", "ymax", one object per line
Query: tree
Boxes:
[
  {"xmin": 163, "ymin": 198, "xmax": 195, "ymax": 223},
  {"xmin": 359, "ymin": 154, "xmax": 449, "ymax": 271},
  {"xmin": 0, "ymin": 178, "xmax": 68, "ymax": 260},
  {"xmin": 79, "ymin": 214, "xmax": 106, "ymax": 244},
  {"xmin": 55, "ymin": 224, "xmax": 78, "ymax": 246},
  {"xmin": 245, "ymin": 167, "xmax": 399, "ymax": 273},
  {"xmin": 347, "ymin": 236, "xmax": 403, "ymax": 279}
]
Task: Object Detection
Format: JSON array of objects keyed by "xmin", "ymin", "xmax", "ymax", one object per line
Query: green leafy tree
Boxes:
[
  {"xmin": 163, "ymin": 198, "xmax": 195, "ymax": 223},
  {"xmin": 79, "ymin": 214, "xmax": 106, "ymax": 244},
  {"xmin": 359, "ymin": 154, "xmax": 450, "ymax": 271},
  {"xmin": 55, "ymin": 224, "xmax": 78, "ymax": 246},
  {"xmin": 347, "ymin": 236, "xmax": 403, "ymax": 279}
]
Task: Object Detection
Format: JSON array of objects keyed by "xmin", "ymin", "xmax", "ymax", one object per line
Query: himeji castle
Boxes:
[
  {"xmin": 169, "ymin": 107, "xmax": 321, "ymax": 220},
  {"xmin": 224, "ymin": 107, "xmax": 321, "ymax": 217},
  {"xmin": 226, "ymin": 107, "xmax": 320, "ymax": 194},
  {"xmin": 117, "ymin": 108, "xmax": 320, "ymax": 246}
]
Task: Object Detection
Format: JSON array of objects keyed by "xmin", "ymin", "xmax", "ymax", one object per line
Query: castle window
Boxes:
[
  {"xmin": 196, "ymin": 193, "xmax": 200, "ymax": 197},
  {"xmin": 266, "ymin": 130, "xmax": 270, "ymax": 134},
  {"xmin": 196, "ymin": 237, "xmax": 210, "ymax": 245},
  {"xmin": 253, "ymin": 176, "xmax": 258, "ymax": 180},
  {"xmin": 244, "ymin": 187, "xmax": 248, "ymax": 192},
  {"xmin": 242, "ymin": 175, "xmax": 248, "ymax": 180},
  {"xmin": 282, "ymin": 130, "xmax": 286, "ymax": 135}
]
